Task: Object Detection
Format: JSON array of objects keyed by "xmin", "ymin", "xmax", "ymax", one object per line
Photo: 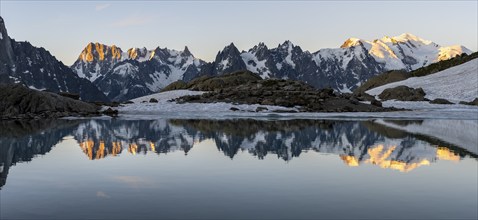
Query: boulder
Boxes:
[
  {"xmin": 430, "ymin": 98, "xmax": 453, "ymax": 104},
  {"xmin": 255, "ymin": 107, "xmax": 268, "ymax": 112},
  {"xmin": 378, "ymin": 86, "xmax": 427, "ymax": 101},
  {"xmin": 459, "ymin": 98, "xmax": 478, "ymax": 106},
  {"xmin": 102, "ymin": 107, "xmax": 118, "ymax": 116},
  {"xmin": 371, "ymin": 99, "xmax": 383, "ymax": 107},
  {"xmin": 149, "ymin": 98, "xmax": 158, "ymax": 103},
  {"xmin": 355, "ymin": 92, "xmax": 376, "ymax": 102}
]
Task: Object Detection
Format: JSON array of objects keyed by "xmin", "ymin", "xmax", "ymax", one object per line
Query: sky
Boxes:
[{"xmin": 0, "ymin": 1, "xmax": 477, "ymax": 65}]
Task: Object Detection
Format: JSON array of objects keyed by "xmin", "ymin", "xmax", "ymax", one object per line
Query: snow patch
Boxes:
[
  {"xmin": 241, "ymin": 52, "xmax": 271, "ymax": 79},
  {"xmin": 113, "ymin": 63, "xmax": 139, "ymax": 77},
  {"xmin": 367, "ymin": 59, "xmax": 478, "ymax": 103},
  {"xmin": 219, "ymin": 58, "xmax": 229, "ymax": 70},
  {"xmin": 284, "ymin": 43, "xmax": 296, "ymax": 68},
  {"xmin": 118, "ymin": 90, "xmax": 299, "ymax": 115}
]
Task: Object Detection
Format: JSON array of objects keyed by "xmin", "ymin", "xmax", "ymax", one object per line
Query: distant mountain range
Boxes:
[
  {"xmin": 0, "ymin": 16, "xmax": 473, "ymax": 102},
  {"xmin": 71, "ymin": 34, "xmax": 472, "ymax": 101}
]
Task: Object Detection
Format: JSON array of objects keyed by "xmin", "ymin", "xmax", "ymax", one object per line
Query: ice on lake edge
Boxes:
[{"xmin": 110, "ymin": 90, "xmax": 478, "ymax": 120}]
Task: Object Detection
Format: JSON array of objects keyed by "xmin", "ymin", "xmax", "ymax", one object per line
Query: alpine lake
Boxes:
[{"xmin": 1, "ymin": 117, "xmax": 477, "ymax": 219}]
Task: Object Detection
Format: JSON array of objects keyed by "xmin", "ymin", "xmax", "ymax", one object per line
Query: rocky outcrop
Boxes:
[
  {"xmin": 430, "ymin": 98, "xmax": 453, "ymax": 104},
  {"xmin": 0, "ymin": 84, "xmax": 100, "ymax": 119},
  {"xmin": 459, "ymin": 98, "xmax": 478, "ymax": 106},
  {"xmin": 378, "ymin": 86, "xmax": 427, "ymax": 101},
  {"xmin": 173, "ymin": 72, "xmax": 400, "ymax": 112},
  {"xmin": 354, "ymin": 70, "xmax": 409, "ymax": 95},
  {"xmin": 162, "ymin": 70, "xmax": 262, "ymax": 92}
]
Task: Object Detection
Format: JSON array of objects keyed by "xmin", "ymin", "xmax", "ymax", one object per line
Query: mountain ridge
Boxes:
[{"xmin": 71, "ymin": 33, "xmax": 472, "ymax": 101}]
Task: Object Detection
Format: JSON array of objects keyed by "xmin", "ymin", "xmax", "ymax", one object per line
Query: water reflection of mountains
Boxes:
[{"xmin": 1, "ymin": 118, "xmax": 476, "ymax": 188}]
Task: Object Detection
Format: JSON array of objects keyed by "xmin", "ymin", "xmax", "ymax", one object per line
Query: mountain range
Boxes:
[
  {"xmin": 71, "ymin": 34, "xmax": 472, "ymax": 101},
  {"xmin": 0, "ymin": 16, "xmax": 473, "ymax": 102}
]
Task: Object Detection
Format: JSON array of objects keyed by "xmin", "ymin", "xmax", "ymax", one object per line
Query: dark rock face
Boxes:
[
  {"xmin": 371, "ymin": 99, "xmax": 383, "ymax": 107},
  {"xmin": 0, "ymin": 17, "xmax": 15, "ymax": 74},
  {"xmin": 378, "ymin": 86, "xmax": 427, "ymax": 101},
  {"xmin": 212, "ymin": 43, "xmax": 247, "ymax": 75},
  {"xmin": 0, "ymin": 16, "xmax": 108, "ymax": 102},
  {"xmin": 173, "ymin": 72, "xmax": 400, "ymax": 113},
  {"xmin": 354, "ymin": 70, "xmax": 409, "ymax": 95},
  {"xmin": 430, "ymin": 98, "xmax": 453, "ymax": 104},
  {"xmin": 0, "ymin": 84, "xmax": 100, "ymax": 119}
]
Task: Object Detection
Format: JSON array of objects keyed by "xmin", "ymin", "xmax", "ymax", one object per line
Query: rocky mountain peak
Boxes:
[
  {"xmin": 249, "ymin": 42, "xmax": 270, "ymax": 60},
  {"xmin": 251, "ymin": 42, "xmax": 268, "ymax": 52},
  {"xmin": 393, "ymin": 33, "xmax": 431, "ymax": 44},
  {"xmin": 127, "ymin": 47, "xmax": 150, "ymax": 60},
  {"xmin": 216, "ymin": 43, "xmax": 241, "ymax": 60},
  {"xmin": 0, "ymin": 16, "xmax": 15, "ymax": 71},
  {"xmin": 182, "ymin": 46, "xmax": 192, "ymax": 57},
  {"xmin": 79, "ymin": 42, "xmax": 122, "ymax": 62},
  {"xmin": 279, "ymin": 40, "xmax": 294, "ymax": 49}
]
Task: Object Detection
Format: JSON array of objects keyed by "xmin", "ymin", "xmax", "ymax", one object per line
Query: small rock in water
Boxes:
[
  {"xmin": 430, "ymin": 98, "xmax": 453, "ymax": 104},
  {"xmin": 103, "ymin": 108, "xmax": 118, "ymax": 116},
  {"xmin": 255, "ymin": 107, "xmax": 268, "ymax": 112},
  {"xmin": 459, "ymin": 98, "xmax": 478, "ymax": 106}
]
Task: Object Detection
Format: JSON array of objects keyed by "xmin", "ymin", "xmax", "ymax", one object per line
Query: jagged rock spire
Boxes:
[{"xmin": 0, "ymin": 16, "xmax": 15, "ymax": 71}]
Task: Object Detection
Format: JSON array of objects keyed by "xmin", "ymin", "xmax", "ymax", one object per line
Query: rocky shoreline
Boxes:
[{"xmin": 0, "ymin": 84, "xmax": 115, "ymax": 120}]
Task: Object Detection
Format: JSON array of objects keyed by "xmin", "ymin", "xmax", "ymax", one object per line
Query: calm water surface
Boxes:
[{"xmin": 0, "ymin": 118, "xmax": 477, "ymax": 219}]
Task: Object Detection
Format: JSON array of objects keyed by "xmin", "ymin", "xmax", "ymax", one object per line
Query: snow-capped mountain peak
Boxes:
[
  {"xmin": 392, "ymin": 33, "xmax": 433, "ymax": 45},
  {"xmin": 340, "ymin": 38, "xmax": 363, "ymax": 48}
]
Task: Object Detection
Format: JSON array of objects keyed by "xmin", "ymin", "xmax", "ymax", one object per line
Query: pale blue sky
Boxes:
[{"xmin": 0, "ymin": 1, "xmax": 476, "ymax": 65}]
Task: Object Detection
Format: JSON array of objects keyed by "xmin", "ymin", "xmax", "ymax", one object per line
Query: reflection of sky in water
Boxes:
[{"xmin": 0, "ymin": 119, "xmax": 476, "ymax": 219}]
